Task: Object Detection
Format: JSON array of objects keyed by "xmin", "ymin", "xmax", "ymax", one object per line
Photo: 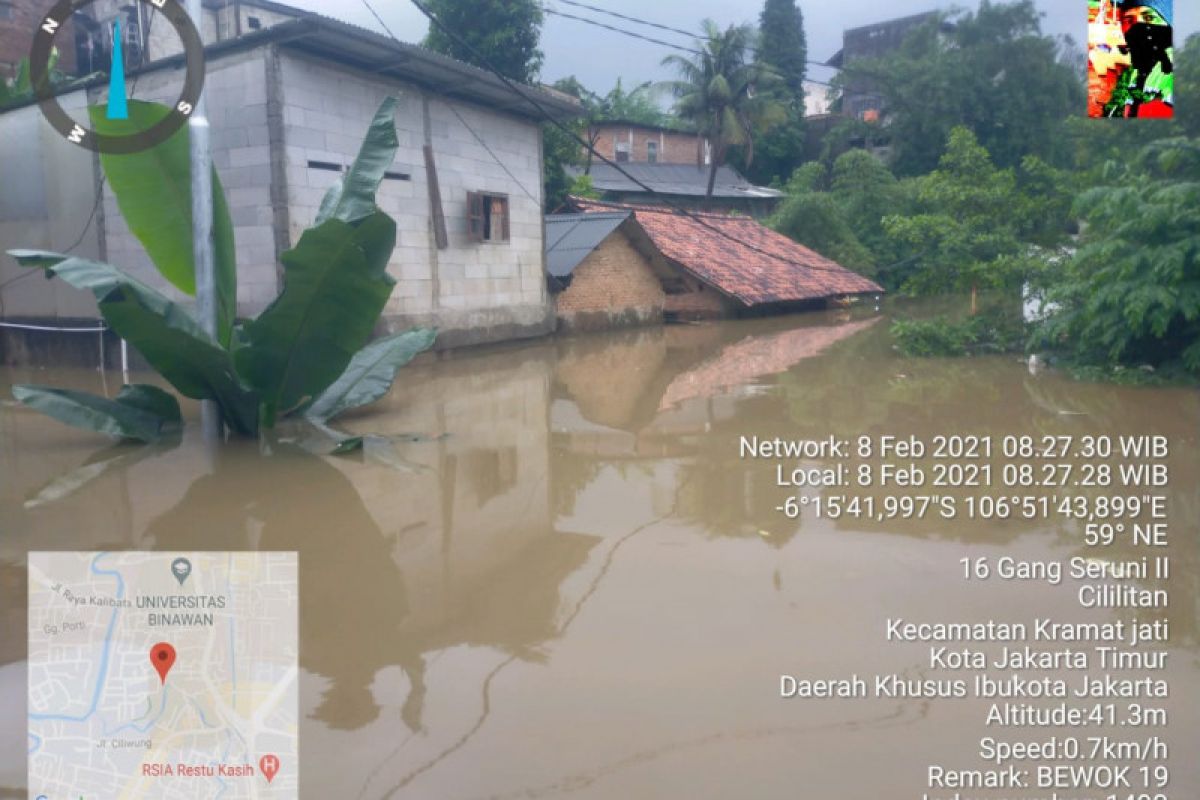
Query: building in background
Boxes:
[
  {"xmin": 825, "ymin": 11, "xmax": 939, "ymax": 121},
  {"xmin": 571, "ymin": 162, "xmax": 783, "ymax": 217},
  {"xmin": 588, "ymin": 119, "xmax": 706, "ymax": 166},
  {"xmin": 803, "ymin": 80, "xmax": 833, "ymax": 117}
]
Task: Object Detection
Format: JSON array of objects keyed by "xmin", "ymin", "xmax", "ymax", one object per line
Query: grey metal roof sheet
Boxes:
[
  {"xmin": 545, "ymin": 212, "xmax": 631, "ymax": 277},
  {"xmin": 572, "ymin": 163, "xmax": 784, "ymax": 199}
]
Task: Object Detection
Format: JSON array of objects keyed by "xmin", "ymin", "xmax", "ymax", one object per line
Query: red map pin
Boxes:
[
  {"xmin": 259, "ymin": 754, "xmax": 280, "ymax": 784},
  {"xmin": 150, "ymin": 642, "xmax": 176, "ymax": 684}
]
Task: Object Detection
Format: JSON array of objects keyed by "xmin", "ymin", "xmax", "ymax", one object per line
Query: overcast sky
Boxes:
[{"xmin": 293, "ymin": 0, "xmax": 1196, "ymax": 93}]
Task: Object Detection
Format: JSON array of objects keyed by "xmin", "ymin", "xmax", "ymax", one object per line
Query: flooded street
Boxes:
[{"xmin": 2, "ymin": 306, "xmax": 1198, "ymax": 799}]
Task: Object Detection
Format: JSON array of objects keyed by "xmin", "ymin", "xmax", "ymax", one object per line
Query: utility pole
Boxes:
[{"xmin": 186, "ymin": 0, "xmax": 221, "ymax": 441}]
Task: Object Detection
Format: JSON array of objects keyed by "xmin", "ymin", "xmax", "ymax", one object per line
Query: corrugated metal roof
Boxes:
[
  {"xmin": 572, "ymin": 163, "xmax": 784, "ymax": 199},
  {"xmin": 545, "ymin": 212, "xmax": 631, "ymax": 277}
]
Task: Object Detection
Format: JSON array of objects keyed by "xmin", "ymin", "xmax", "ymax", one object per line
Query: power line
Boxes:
[
  {"xmin": 555, "ymin": 0, "xmax": 698, "ymax": 41},
  {"xmin": 403, "ymin": 0, "xmax": 867, "ymax": 279},
  {"xmin": 442, "ymin": 101, "xmax": 541, "ymax": 204},
  {"xmin": 546, "ymin": 1, "xmax": 837, "ymax": 70},
  {"xmin": 543, "ymin": 7, "xmax": 836, "ymax": 85},
  {"xmin": 543, "ymin": 8, "xmax": 703, "ymax": 56}
]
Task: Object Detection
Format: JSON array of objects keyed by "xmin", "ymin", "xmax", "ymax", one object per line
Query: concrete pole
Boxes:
[{"xmin": 186, "ymin": 0, "xmax": 221, "ymax": 441}]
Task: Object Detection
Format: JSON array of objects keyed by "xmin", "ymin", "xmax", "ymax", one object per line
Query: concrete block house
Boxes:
[{"xmin": 0, "ymin": 2, "xmax": 580, "ymax": 359}]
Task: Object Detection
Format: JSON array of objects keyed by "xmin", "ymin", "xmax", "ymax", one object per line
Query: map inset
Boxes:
[{"xmin": 28, "ymin": 551, "xmax": 298, "ymax": 798}]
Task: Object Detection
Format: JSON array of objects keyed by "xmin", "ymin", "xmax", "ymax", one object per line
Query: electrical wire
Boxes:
[
  {"xmin": 442, "ymin": 101, "xmax": 541, "ymax": 204},
  {"xmin": 543, "ymin": 8, "xmax": 704, "ymax": 56},
  {"xmin": 403, "ymin": 0, "xmax": 866, "ymax": 277},
  {"xmin": 555, "ymin": 0, "xmax": 699, "ymax": 41},
  {"xmin": 547, "ymin": 0, "xmax": 838, "ymax": 71}
]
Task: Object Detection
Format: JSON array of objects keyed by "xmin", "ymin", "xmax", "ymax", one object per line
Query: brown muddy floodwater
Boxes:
[{"xmin": 1, "ymin": 307, "xmax": 1198, "ymax": 799}]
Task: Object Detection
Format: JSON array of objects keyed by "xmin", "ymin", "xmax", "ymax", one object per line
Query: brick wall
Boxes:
[
  {"xmin": 555, "ymin": 229, "xmax": 664, "ymax": 331},
  {"xmin": 1, "ymin": 0, "xmax": 77, "ymax": 77},
  {"xmin": 663, "ymin": 276, "xmax": 730, "ymax": 320},
  {"xmin": 591, "ymin": 123, "xmax": 703, "ymax": 165}
]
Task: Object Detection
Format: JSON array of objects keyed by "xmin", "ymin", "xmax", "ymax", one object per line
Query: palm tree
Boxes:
[{"xmin": 661, "ymin": 20, "xmax": 786, "ymax": 197}]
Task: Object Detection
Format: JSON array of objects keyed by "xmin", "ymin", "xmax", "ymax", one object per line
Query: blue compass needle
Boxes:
[{"xmin": 107, "ymin": 19, "xmax": 128, "ymax": 120}]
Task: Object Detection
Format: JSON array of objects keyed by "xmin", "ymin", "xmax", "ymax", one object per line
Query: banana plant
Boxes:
[{"xmin": 9, "ymin": 97, "xmax": 435, "ymax": 447}]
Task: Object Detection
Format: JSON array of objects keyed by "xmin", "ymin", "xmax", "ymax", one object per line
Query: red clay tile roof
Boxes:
[{"xmin": 570, "ymin": 198, "xmax": 883, "ymax": 306}]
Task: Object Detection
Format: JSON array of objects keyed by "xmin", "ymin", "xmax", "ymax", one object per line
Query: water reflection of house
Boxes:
[
  {"xmin": 553, "ymin": 199, "xmax": 882, "ymax": 327},
  {"xmin": 551, "ymin": 316, "xmax": 879, "ymax": 458}
]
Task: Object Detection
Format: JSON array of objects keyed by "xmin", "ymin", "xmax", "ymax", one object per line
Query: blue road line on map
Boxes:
[
  {"xmin": 28, "ymin": 732, "xmax": 41, "ymax": 755},
  {"xmin": 29, "ymin": 553, "xmax": 125, "ymax": 723},
  {"xmin": 105, "ymin": 686, "xmax": 169, "ymax": 735},
  {"xmin": 193, "ymin": 698, "xmax": 216, "ymax": 728},
  {"xmin": 213, "ymin": 730, "xmax": 234, "ymax": 798}
]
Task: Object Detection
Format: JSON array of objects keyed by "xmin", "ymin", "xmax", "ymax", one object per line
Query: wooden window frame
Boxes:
[{"xmin": 466, "ymin": 190, "xmax": 510, "ymax": 244}]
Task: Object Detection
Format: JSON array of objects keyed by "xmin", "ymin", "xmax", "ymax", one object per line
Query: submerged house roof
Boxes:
[
  {"xmin": 573, "ymin": 163, "xmax": 783, "ymax": 200},
  {"xmin": 569, "ymin": 198, "xmax": 883, "ymax": 305}
]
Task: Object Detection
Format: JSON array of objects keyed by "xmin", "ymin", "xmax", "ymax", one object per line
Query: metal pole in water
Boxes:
[{"xmin": 186, "ymin": 0, "xmax": 221, "ymax": 442}]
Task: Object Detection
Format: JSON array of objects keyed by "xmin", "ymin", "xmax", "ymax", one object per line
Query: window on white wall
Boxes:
[{"xmin": 467, "ymin": 191, "xmax": 510, "ymax": 243}]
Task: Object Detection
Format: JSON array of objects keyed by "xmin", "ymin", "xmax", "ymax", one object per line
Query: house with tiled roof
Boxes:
[{"xmin": 562, "ymin": 198, "xmax": 882, "ymax": 322}]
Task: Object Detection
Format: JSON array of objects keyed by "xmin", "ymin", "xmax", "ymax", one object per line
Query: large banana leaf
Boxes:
[
  {"xmin": 306, "ymin": 328, "xmax": 436, "ymax": 422},
  {"xmin": 9, "ymin": 251, "xmax": 258, "ymax": 434},
  {"xmin": 232, "ymin": 212, "xmax": 397, "ymax": 424},
  {"xmin": 12, "ymin": 384, "xmax": 180, "ymax": 442},
  {"xmin": 89, "ymin": 100, "xmax": 238, "ymax": 347},
  {"xmin": 315, "ymin": 97, "xmax": 400, "ymax": 225}
]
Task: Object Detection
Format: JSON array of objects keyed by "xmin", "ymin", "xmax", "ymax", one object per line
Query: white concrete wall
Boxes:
[
  {"xmin": 0, "ymin": 96, "xmax": 102, "ymax": 319},
  {"xmin": 95, "ymin": 49, "xmax": 280, "ymax": 315},
  {"xmin": 277, "ymin": 52, "xmax": 551, "ymax": 346}
]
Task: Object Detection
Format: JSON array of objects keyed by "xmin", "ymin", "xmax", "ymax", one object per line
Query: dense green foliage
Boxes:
[
  {"xmin": 1177, "ymin": 35, "xmax": 1200, "ymax": 139},
  {"xmin": 882, "ymin": 127, "xmax": 1055, "ymax": 294},
  {"xmin": 731, "ymin": 0, "xmax": 807, "ymax": 185},
  {"xmin": 10, "ymin": 100, "xmax": 435, "ymax": 443},
  {"xmin": 1032, "ymin": 139, "xmax": 1200, "ymax": 377},
  {"xmin": 841, "ymin": 0, "xmax": 1081, "ymax": 175},
  {"xmin": 769, "ymin": 160, "xmax": 877, "ymax": 275},
  {"xmin": 422, "ymin": 0, "xmax": 544, "ymax": 83},
  {"xmin": 891, "ymin": 308, "xmax": 1026, "ymax": 357},
  {"xmin": 662, "ymin": 20, "xmax": 786, "ymax": 196}
]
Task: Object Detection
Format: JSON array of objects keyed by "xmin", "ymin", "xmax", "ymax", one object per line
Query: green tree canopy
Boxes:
[
  {"xmin": 662, "ymin": 20, "xmax": 786, "ymax": 196},
  {"xmin": 729, "ymin": 0, "xmax": 808, "ymax": 185},
  {"xmin": 842, "ymin": 0, "xmax": 1082, "ymax": 175},
  {"xmin": 758, "ymin": 0, "xmax": 807, "ymax": 105},
  {"xmin": 1034, "ymin": 138, "xmax": 1200, "ymax": 376},
  {"xmin": 422, "ymin": 0, "xmax": 544, "ymax": 83},
  {"xmin": 1176, "ymin": 35, "xmax": 1200, "ymax": 138},
  {"xmin": 882, "ymin": 127, "xmax": 1043, "ymax": 294}
]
